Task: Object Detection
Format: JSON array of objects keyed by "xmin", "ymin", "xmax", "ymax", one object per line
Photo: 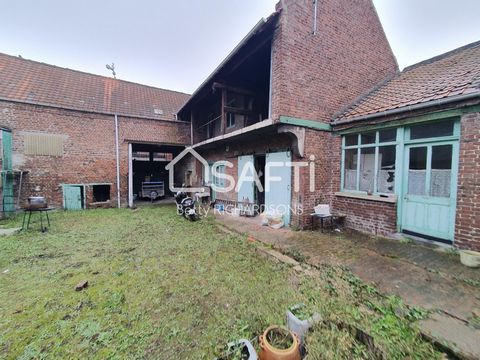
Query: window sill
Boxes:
[{"xmin": 335, "ymin": 192, "xmax": 397, "ymax": 203}]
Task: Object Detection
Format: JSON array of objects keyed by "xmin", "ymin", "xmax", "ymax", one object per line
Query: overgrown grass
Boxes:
[{"xmin": 0, "ymin": 206, "xmax": 440, "ymax": 359}]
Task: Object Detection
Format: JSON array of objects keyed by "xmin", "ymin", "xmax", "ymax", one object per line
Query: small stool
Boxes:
[{"xmin": 311, "ymin": 213, "xmax": 346, "ymax": 232}]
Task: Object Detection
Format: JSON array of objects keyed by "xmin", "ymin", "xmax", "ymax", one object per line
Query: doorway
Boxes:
[{"xmin": 401, "ymin": 141, "xmax": 458, "ymax": 243}]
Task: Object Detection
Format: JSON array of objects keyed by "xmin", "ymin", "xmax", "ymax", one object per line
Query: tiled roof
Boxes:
[
  {"xmin": 334, "ymin": 41, "xmax": 480, "ymax": 124},
  {"xmin": 0, "ymin": 52, "xmax": 190, "ymax": 120}
]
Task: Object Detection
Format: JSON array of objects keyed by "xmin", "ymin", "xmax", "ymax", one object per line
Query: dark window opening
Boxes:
[
  {"xmin": 93, "ymin": 185, "xmax": 111, "ymax": 202},
  {"xmin": 410, "ymin": 119, "xmax": 454, "ymax": 140}
]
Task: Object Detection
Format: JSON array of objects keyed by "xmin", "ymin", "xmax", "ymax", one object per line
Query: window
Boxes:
[
  {"xmin": 92, "ymin": 185, "xmax": 111, "ymax": 202},
  {"xmin": 152, "ymin": 152, "xmax": 173, "ymax": 161},
  {"xmin": 410, "ymin": 119, "xmax": 454, "ymax": 140},
  {"xmin": 342, "ymin": 129, "xmax": 397, "ymax": 194},
  {"xmin": 227, "ymin": 113, "xmax": 236, "ymax": 128},
  {"xmin": 133, "ymin": 151, "xmax": 150, "ymax": 161},
  {"xmin": 24, "ymin": 132, "xmax": 64, "ymax": 156},
  {"xmin": 212, "ymin": 164, "xmax": 226, "ymax": 189}
]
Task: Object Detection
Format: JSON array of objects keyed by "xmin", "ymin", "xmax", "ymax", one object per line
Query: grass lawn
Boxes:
[{"xmin": 0, "ymin": 206, "xmax": 440, "ymax": 359}]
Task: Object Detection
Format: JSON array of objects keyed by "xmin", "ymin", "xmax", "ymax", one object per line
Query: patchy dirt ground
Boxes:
[{"xmin": 0, "ymin": 206, "xmax": 440, "ymax": 359}]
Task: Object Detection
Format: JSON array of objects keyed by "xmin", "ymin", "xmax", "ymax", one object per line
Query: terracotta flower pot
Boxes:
[{"xmin": 259, "ymin": 326, "xmax": 301, "ymax": 360}]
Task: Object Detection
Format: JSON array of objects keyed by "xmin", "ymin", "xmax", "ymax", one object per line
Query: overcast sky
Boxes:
[{"xmin": 1, "ymin": 0, "xmax": 479, "ymax": 94}]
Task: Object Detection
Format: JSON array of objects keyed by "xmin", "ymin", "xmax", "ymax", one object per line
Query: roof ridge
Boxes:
[
  {"xmin": 402, "ymin": 40, "xmax": 480, "ymax": 72},
  {"xmin": 0, "ymin": 51, "xmax": 191, "ymax": 97}
]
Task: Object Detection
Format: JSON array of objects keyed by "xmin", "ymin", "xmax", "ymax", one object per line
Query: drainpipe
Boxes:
[{"xmin": 114, "ymin": 114, "xmax": 121, "ymax": 208}]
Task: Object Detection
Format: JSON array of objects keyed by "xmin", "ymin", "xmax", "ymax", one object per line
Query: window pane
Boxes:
[
  {"xmin": 344, "ymin": 149, "xmax": 358, "ymax": 190},
  {"xmin": 377, "ymin": 146, "xmax": 396, "ymax": 193},
  {"xmin": 359, "ymin": 148, "xmax": 375, "ymax": 192},
  {"xmin": 361, "ymin": 132, "xmax": 376, "ymax": 145},
  {"xmin": 345, "ymin": 134, "xmax": 358, "ymax": 146},
  {"xmin": 430, "ymin": 145, "xmax": 452, "ymax": 197},
  {"xmin": 410, "ymin": 119, "xmax": 454, "ymax": 140},
  {"xmin": 408, "ymin": 147, "xmax": 427, "ymax": 195},
  {"xmin": 379, "ymin": 129, "xmax": 397, "ymax": 143}
]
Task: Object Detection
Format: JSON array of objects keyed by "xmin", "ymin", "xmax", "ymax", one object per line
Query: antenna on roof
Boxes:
[{"xmin": 106, "ymin": 63, "xmax": 116, "ymax": 79}]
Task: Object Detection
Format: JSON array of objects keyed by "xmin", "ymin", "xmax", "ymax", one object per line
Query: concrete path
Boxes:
[{"xmin": 217, "ymin": 215, "xmax": 480, "ymax": 359}]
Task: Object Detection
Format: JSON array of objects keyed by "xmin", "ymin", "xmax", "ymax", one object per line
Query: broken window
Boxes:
[
  {"xmin": 342, "ymin": 129, "xmax": 397, "ymax": 194},
  {"xmin": 92, "ymin": 185, "xmax": 111, "ymax": 202}
]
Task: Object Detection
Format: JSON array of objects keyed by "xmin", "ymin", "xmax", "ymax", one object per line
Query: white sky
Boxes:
[{"xmin": 1, "ymin": 0, "xmax": 479, "ymax": 94}]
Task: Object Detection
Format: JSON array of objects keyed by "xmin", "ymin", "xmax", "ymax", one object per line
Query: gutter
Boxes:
[
  {"xmin": 333, "ymin": 92, "xmax": 480, "ymax": 126},
  {"xmin": 114, "ymin": 114, "xmax": 121, "ymax": 208}
]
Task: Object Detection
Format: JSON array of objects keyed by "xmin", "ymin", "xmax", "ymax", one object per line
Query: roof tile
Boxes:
[
  {"xmin": 0, "ymin": 53, "xmax": 190, "ymax": 120},
  {"xmin": 333, "ymin": 41, "xmax": 480, "ymax": 123}
]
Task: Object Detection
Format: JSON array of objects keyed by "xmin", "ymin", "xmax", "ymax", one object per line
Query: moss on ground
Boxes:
[{"xmin": 0, "ymin": 206, "xmax": 440, "ymax": 359}]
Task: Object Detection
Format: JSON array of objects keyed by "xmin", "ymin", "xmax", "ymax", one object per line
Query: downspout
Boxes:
[{"xmin": 114, "ymin": 114, "xmax": 121, "ymax": 208}]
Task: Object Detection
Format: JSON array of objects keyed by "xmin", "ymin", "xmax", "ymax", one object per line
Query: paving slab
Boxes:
[
  {"xmin": 216, "ymin": 214, "xmax": 480, "ymax": 358},
  {"xmin": 0, "ymin": 228, "xmax": 22, "ymax": 236}
]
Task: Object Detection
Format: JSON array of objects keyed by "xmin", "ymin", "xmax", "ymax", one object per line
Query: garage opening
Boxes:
[{"xmin": 129, "ymin": 143, "xmax": 184, "ymax": 205}]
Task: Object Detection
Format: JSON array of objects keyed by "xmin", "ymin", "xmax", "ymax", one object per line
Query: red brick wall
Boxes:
[
  {"xmin": 455, "ymin": 112, "xmax": 480, "ymax": 251},
  {"xmin": 0, "ymin": 100, "xmax": 190, "ymax": 208},
  {"xmin": 333, "ymin": 196, "xmax": 397, "ymax": 236},
  {"xmin": 291, "ymin": 129, "xmax": 336, "ymax": 227},
  {"xmin": 270, "ymin": 0, "xmax": 398, "ymax": 123}
]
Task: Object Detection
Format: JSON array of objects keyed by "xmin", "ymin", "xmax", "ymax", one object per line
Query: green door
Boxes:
[
  {"xmin": 264, "ymin": 151, "xmax": 292, "ymax": 225},
  {"xmin": 401, "ymin": 141, "xmax": 458, "ymax": 242},
  {"xmin": 64, "ymin": 186, "xmax": 82, "ymax": 210},
  {"xmin": 1, "ymin": 130, "xmax": 14, "ymax": 214}
]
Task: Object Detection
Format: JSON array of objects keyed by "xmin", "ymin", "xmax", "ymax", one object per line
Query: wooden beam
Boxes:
[
  {"xmin": 212, "ymin": 82, "xmax": 255, "ymax": 97},
  {"xmin": 190, "ymin": 111, "xmax": 195, "ymax": 145},
  {"xmin": 224, "ymin": 106, "xmax": 254, "ymax": 116},
  {"xmin": 221, "ymin": 88, "xmax": 227, "ymax": 135}
]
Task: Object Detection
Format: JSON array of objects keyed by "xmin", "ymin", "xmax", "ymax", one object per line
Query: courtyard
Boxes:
[{"xmin": 0, "ymin": 205, "xmax": 447, "ymax": 359}]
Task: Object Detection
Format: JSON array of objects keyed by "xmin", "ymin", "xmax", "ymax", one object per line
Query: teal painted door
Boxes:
[
  {"xmin": 1, "ymin": 130, "xmax": 14, "ymax": 214},
  {"xmin": 64, "ymin": 186, "xmax": 82, "ymax": 210},
  {"xmin": 208, "ymin": 163, "xmax": 225, "ymax": 201},
  {"xmin": 237, "ymin": 155, "xmax": 255, "ymax": 203},
  {"xmin": 401, "ymin": 141, "xmax": 458, "ymax": 241},
  {"xmin": 264, "ymin": 151, "xmax": 292, "ymax": 225}
]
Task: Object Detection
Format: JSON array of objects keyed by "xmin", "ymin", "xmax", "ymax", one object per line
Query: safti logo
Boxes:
[{"xmin": 166, "ymin": 147, "xmax": 317, "ymax": 194}]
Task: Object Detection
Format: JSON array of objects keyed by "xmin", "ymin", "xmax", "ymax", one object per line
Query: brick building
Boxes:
[
  {"xmin": 2, "ymin": 0, "xmax": 480, "ymax": 251},
  {"xmin": 0, "ymin": 53, "xmax": 190, "ymax": 211},
  {"xmin": 176, "ymin": 0, "xmax": 480, "ymax": 251}
]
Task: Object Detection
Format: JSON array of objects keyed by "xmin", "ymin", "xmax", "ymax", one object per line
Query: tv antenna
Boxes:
[{"xmin": 106, "ymin": 63, "xmax": 116, "ymax": 78}]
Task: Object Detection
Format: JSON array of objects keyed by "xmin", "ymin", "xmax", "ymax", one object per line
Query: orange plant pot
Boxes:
[{"xmin": 259, "ymin": 326, "xmax": 301, "ymax": 360}]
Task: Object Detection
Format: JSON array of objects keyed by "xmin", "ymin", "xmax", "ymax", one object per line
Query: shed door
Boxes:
[
  {"xmin": 237, "ymin": 155, "xmax": 255, "ymax": 204},
  {"xmin": 401, "ymin": 142, "xmax": 458, "ymax": 242},
  {"xmin": 1, "ymin": 130, "xmax": 14, "ymax": 213},
  {"xmin": 265, "ymin": 151, "xmax": 292, "ymax": 225},
  {"xmin": 64, "ymin": 186, "xmax": 82, "ymax": 210}
]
